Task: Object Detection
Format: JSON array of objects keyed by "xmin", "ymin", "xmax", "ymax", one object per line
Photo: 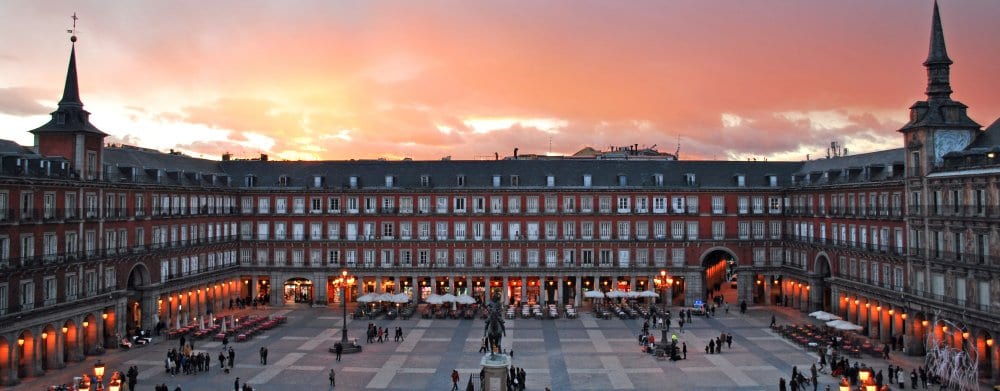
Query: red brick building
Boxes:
[{"xmin": 0, "ymin": 2, "xmax": 996, "ymax": 386}]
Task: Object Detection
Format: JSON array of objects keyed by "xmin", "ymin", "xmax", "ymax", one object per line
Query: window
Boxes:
[
  {"xmin": 712, "ymin": 221, "xmax": 725, "ymax": 240},
  {"xmin": 20, "ymin": 280, "xmax": 35, "ymax": 310},
  {"xmin": 510, "ymin": 175, "xmax": 520, "ymax": 187},
  {"xmin": 456, "ymin": 175, "xmax": 466, "ymax": 187},
  {"xmin": 616, "ymin": 196, "xmax": 631, "ymax": 213}
]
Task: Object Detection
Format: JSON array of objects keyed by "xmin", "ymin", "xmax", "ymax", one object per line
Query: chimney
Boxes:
[
  {"xmin": 222, "ymin": 153, "xmax": 232, "ymax": 161},
  {"xmin": 494, "ymin": 152, "xmax": 499, "ymax": 161},
  {"xmin": 260, "ymin": 154, "xmax": 268, "ymax": 161},
  {"xmin": 513, "ymin": 148, "xmax": 519, "ymax": 159}
]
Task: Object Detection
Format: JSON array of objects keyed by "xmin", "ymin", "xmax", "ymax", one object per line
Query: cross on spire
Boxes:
[{"xmin": 68, "ymin": 12, "xmax": 79, "ymax": 42}]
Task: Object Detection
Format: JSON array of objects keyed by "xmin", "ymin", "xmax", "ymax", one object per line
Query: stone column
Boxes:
[
  {"xmin": 501, "ymin": 276, "xmax": 508, "ymax": 304},
  {"xmin": 555, "ymin": 278, "xmax": 562, "ymax": 306},
  {"xmin": 314, "ymin": 272, "xmax": 328, "ymax": 306},
  {"xmin": 480, "ymin": 354, "xmax": 511, "ymax": 391},
  {"xmin": 520, "ymin": 277, "xmax": 527, "ymax": 304},
  {"xmin": 574, "ymin": 276, "xmax": 582, "ymax": 307},
  {"xmin": 630, "ymin": 276, "xmax": 637, "ymax": 293},
  {"xmin": 685, "ymin": 271, "xmax": 703, "ymax": 307},
  {"xmin": 763, "ymin": 280, "xmax": 772, "ymax": 306},
  {"xmin": 5, "ymin": 334, "xmax": 18, "ymax": 385}
]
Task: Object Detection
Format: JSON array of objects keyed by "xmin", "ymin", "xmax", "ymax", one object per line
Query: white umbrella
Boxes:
[
  {"xmin": 440, "ymin": 293, "xmax": 457, "ymax": 303},
  {"xmin": 392, "ymin": 293, "xmax": 410, "ymax": 303},
  {"xmin": 378, "ymin": 293, "xmax": 395, "ymax": 302},
  {"xmin": 456, "ymin": 294, "xmax": 476, "ymax": 305},
  {"xmin": 607, "ymin": 290, "xmax": 625, "ymax": 298},
  {"xmin": 357, "ymin": 293, "xmax": 376, "ymax": 303},
  {"xmin": 826, "ymin": 320, "xmax": 863, "ymax": 331},
  {"xmin": 810, "ymin": 311, "xmax": 842, "ymax": 321},
  {"xmin": 426, "ymin": 295, "xmax": 444, "ymax": 305},
  {"xmin": 640, "ymin": 290, "xmax": 659, "ymax": 298},
  {"xmin": 626, "ymin": 291, "xmax": 641, "ymax": 298},
  {"xmin": 584, "ymin": 290, "xmax": 605, "ymax": 299}
]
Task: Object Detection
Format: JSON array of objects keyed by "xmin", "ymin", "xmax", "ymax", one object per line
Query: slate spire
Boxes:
[
  {"xmin": 58, "ymin": 43, "xmax": 84, "ymax": 109},
  {"xmin": 924, "ymin": 0, "xmax": 953, "ymax": 101}
]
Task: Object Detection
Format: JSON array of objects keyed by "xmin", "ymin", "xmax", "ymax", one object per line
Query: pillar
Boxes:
[
  {"xmin": 555, "ymin": 278, "xmax": 562, "ymax": 305},
  {"xmin": 520, "ymin": 277, "xmax": 526, "ymax": 304},
  {"xmin": 574, "ymin": 276, "xmax": 582, "ymax": 307},
  {"xmin": 763, "ymin": 279, "xmax": 772, "ymax": 306},
  {"xmin": 502, "ymin": 276, "xmax": 508, "ymax": 304},
  {"xmin": 314, "ymin": 273, "xmax": 328, "ymax": 305}
]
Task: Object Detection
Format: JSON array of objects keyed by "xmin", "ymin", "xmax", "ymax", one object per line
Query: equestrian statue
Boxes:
[{"xmin": 483, "ymin": 297, "xmax": 506, "ymax": 359}]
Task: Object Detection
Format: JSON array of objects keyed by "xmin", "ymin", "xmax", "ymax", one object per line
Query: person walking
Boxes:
[
  {"xmin": 771, "ymin": 314, "xmax": 777, "ymax": 327},
  {"xmin": 263, "ymin": 347, "xmax": 268, "ymax": 365},
  {"xmin": 260, "ymin": 347, "xmax": 266, "ymax": 364},
  {"xmin": 329, "ymin": 368, "xmax": 336, "ymax": 387},
  {"xmin": 682, "ymin": 342, "xmax": 687, "ymax": 359},
  {"xmin": 451, "ymin": 369, "xmax": 460, "ymax": 391},
  {"xmin": 234, "ymin": 377, "xmax": 240, "ymax": 391},
  {"xmin": 335, "ymin": 343, "xmax": 343, "ymax": 361}
]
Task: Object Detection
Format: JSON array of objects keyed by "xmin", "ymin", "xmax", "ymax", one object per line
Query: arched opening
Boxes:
[
  {"xmin": 283, "ymin": 278, "xmax": 313, "ymax": 304},
  {"xmin": 977, "ymin": 331, "xmax": 994, "ymax": 380},
  {"xmin": 16, "ymin": 330, "xmax": 34, "ymax": 379},
  {"xmin": 700, "ymin": 248, "xmax": 736, "ymax": 306},
  {"xmin": 62, "ymin": 320, "xmax": 78, "ymax": 363},
  {"xmin": 82, "ymin": 314, "xmax": 98, "ymax": 355},
  {"xmin": 813, "ymin": 254, "xmax": 833, "ymax": 312},
  {"xmin": 0, "ymin": 337, "xmax": 10, "ymax": 385},
  {"xmin": 126, "ymin": 263, "xmax": 151, "ymax": 333},
  {"xmin": 40, "ymin": 324, "xmax": 56, "ymax": 371}
]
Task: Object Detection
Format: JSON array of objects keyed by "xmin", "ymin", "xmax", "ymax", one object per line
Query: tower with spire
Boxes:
[
  {"xmin": 29, "ymin": 17, "xmax": 107, "ymax": 180},
  {"xmin": 898, "ymin": 1, "xmax": 980, "ymax": 177}
]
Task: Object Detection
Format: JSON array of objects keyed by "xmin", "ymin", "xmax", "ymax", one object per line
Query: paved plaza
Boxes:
[{"xmin": 22, "ymin": 304, "xmax": 934, "ymax": 391}]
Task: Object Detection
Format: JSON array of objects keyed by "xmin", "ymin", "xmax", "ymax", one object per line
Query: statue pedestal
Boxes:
[{"xmin": 480, "ymin": 354, "xmax": 511, "ymax": 391}]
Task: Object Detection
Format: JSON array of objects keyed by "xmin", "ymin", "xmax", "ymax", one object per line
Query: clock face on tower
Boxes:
[{"xmin": 933, "ymin": 129, "xmax": 971, "ymax": 166}]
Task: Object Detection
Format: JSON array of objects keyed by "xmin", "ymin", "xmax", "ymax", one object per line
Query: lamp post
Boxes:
[
  {"xmin": 330, "ymin": 270, "xmax": 362, "ymax": 354},
  {"xmin": 94, "ymin": 360, "xmax": 106, "ymax": 391}
]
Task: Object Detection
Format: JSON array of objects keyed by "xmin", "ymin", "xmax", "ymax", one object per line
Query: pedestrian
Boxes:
[
  {"xmin": 234, "ymin": 377, "xmax": 240, "ymax": 391},
  {"xmin": 263, "ymin": 347, "xmax": 268, "ymax": 365},
  {"xmin": 451, "ymin": 369, "xmax": 460, "ymax": 391},
  {"xmin": 260, "ymin": 347, "xmax": 266, "ymax": 364},
  {"xmin": 779, "ymin": 377, "xmax": 787, "ymax": 391},
  {"xmin": 771, "ymin": 315, "xmax": 777, "ymax": 327},
  {"xmin": 726, "ymin": 334, "xmax": 732, "ymax": 348},
  {"xmin": 335, "ymin": 342, "xmax": 343, "ymax": 361},
  {"xmin": 911, "ymin": 369, "xmax": 918, "ymax": 389},
  {"xmin": 682, "ymin": 342, "xmax": 687, "ymax": 359},
  {"xmin": 329, "ymin": 368, "xmax": 336, "ymax": 387},
  {"xmin": 740, "ymin": 300, "xmax": 747, "ymax": 314},
  {"xmin": 228, "ymin": 347, "xmax": 235, "ymax": 368}
]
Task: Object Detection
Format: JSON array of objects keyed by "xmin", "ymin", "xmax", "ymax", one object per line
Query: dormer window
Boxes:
[
  {"xmin": 546, "ymin": 175, "xmax": 555, "ymax": 187},
  {"xmin": 583, "ymin": 174, "xmax": 592, "ymax": 187},
  {"xmin": 349, "ymin": 176, "xmax": 359, "ymax": 189},
  {"xmin": 456, "ymin": 175, "xmax": 466, "ymax": 187},
  {"xmin": 617, "ymin": 175, "xmax": 627, "ymax": 186},
  {"xmin": 768, "ymin": 175, "xmax": 778, "ymax": 187},
  {"xmin": 654, "ymin": 173, "xmax": 664, "ymax": 186},
  {"xmin": 735, "ymin": 174, "xmax": 745, "ymax": 187},
  {"xmin": 420, "ymin": 175, "xmax": 430, "ymax": 187},
  {"xmin": 790, "ymin": 175, "xmax": 797, "ymax": 185},
  {"xmin": 56, "ymin": 113, "xmax": 66, "ymax": 125},
  {"xmin": 278, "ymin": 175, "xmax": 290, "ymax": 187},
  {"xmin": 313, "ymin": 175, "xmax": 324, "ymax": 188},
  {"xmin": 492, "ymin": 175, "xmax": 501, "ymax": 187},
  {"xmin": 510, "ymin": 175, "xmax": 520, "ymax": 187},
  {"xmin": 684, "ymin": 173, "xmax": 696, "ymax": 186},
  {"xmin": 386, "ymin": 175, "xmax": 395, "ymax": 188},
  {"xmin": 244, "ymin": 175, "xmax": 257, "ymax": 187}
]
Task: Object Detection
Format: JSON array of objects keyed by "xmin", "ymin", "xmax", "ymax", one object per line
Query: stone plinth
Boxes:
[{"xmin": 480, "ymin": 353, "xmax": 511, "ymax": 391}]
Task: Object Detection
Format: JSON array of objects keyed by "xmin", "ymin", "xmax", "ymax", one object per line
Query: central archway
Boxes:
[
  {"xmin": 126, "ymin": 263, "xmax": 151, "ymax": 334},
  {"xmin": 813, "ymin": 253, "xmax": 833, "ymax": 312},
  {"xmin": 700, "ymin": 247, "xmax": 738, "ymax": 306}
]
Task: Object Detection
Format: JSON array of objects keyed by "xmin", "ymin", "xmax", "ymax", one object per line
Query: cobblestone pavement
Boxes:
[{"xmin": 19, "ymin": 302, "xmax": 988, "ymax": 391}]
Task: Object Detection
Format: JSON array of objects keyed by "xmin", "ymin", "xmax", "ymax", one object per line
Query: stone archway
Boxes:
[
  {"xmin": 976, "ymin": 330, "xmax": 994, "ymax": 381},
  {"xmin": 699, "ymin": 247, "xmax": 738, "ymax": 306},
  {"xmin": 126, "ymin": 263, "xmax": 152, "ymax": 333},
  {"xmin": 82, "ymin": 314, "xmax": 98, "ymax": 355},
  {"xmin": 16, "ymin": 330, "xmax": 35, "ymax": 379},
  {"xmin": 62, "ymin": 320, "xmax": 80, "ymax": 363},
  {"xmin": 39, "ymin": 324, "xmax": 57, "ymax": 372},
  {"xmin": 812, "ymin": 253, "xmax": 833, "ymax": 312}
]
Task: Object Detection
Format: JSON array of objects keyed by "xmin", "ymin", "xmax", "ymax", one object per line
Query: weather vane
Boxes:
[{"xmin": 67, "ymin": 12, "xmax": 78, "ymax": 42}]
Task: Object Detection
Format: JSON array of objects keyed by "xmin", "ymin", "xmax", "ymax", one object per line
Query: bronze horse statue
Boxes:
[{"xmin": 483, "ymin": 299, "xmax": 506, "ymax": 359}]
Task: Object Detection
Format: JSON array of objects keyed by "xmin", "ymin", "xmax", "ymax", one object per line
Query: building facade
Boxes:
[{"xmin": 0, "ymin": 2, "xmax": 997, "ymax": 387}]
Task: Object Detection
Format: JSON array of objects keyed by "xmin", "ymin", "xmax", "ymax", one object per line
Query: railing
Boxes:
[{"xmin": 0, "ymin": 236, "xmax": 240, "ymax": 272}]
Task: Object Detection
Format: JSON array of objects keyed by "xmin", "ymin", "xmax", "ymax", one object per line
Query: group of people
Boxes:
[
  {"xmin": 705, "ymin": 332, "xmax": 733, "ymax": 354},
  {"xmin": 506, "ymin": 366, "xmax": 527, "ymax": 391},
  {"xmin": 367, "ymin": 323, "xmax": 404, "ymax": 343},
  {"xmin": 229, "ymin": 295, "xmax": 268, "ymax": 310},
  {"xmin": 164, "ymin": 344, "xmax": 213, "ymax": 376}
]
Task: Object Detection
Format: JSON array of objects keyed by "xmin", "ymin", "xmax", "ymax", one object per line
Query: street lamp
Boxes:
[
  {"xmin": 107, "ymin": 371, "xmax": 122, "ymax": 391},
  {"xmin": 331, "ymin": 270, "xmax": 361, "ymax": 354},
  {"xmin": 94, "ymin": 360, "xmax": 106, "ymax": 391},
  {"xmin": 838, "ymin": 376, "xmax": 850, "ymax": 391}
]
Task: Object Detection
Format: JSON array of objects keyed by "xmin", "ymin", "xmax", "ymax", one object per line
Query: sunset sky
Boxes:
[{"xmin": 1, "ymin": 1, "xmax": 998, "ymax": 162}]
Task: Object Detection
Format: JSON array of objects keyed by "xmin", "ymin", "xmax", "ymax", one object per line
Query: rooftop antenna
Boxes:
[
  {"xmin": 675, "ymin": 135, "xmax": 681, "ymax": 159},
  {"xmin": 548, "ymin": 136, "xmax": 552, "ymax": 155}
]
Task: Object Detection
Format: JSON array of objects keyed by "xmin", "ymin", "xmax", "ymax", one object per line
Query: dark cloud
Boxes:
[{"xmin": 0, "ymin": 87, "xmax": 51, "ymax": 116}]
